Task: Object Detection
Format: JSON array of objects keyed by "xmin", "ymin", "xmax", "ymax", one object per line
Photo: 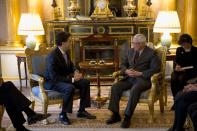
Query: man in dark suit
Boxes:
[
  {"xmin": 188, "ymin": 102, "xmax": 197, "ymax": 131},
  {"xmin": 106, "ymin": 34, "xmax": 161, "ymax": 128},
  {"xmin": 168, "ymin": 82, "xmax": 197, "ymax": 131},
  {"xmin": 171, "ymin": 34, "xmax": 197, "ymax": 110},
  {"xmin": 44, "ymin": 32, "xmax": 96, "ymax": 125},
  {"xmin": 0, "ymin": 78, "xmax": 49, "ymax": 131}
]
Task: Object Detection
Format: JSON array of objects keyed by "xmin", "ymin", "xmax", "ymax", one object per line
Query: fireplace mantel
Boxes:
[{"xmin": 45, "ymin": 17, "xmax": 154, "ymax": 45}]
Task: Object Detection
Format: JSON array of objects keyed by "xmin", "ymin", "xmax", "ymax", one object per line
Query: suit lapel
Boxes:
[{"xmin": 56, "ymin": 48, "xmax": 68, "ymax": 67}]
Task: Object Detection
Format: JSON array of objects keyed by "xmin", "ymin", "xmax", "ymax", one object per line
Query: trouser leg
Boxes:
[
  {"xmin": 74, "ymin": 79, "xmax": 91, "ymax": 111},
  {"xmin": 6, "ymin": 107, "xmax": 25, "ymax": 129},
  {"xmin": 173, "ymin": 91, "xmax": 197, "ymax": 130},
  {"xmin": 0, "ymin": 81, "xmax": 31, "ymax": 110},
  {"xmin": 124, "ymin": 82, "xmax": 150, "ymax": 118},
  {"xmin": 52, "ymin": 82, "xmax": 75, "ymax": 113},
  {"xmin": 108, "ymin": 80, "xmax": 132, "ymax": 113},
  {"xmin": 171, "ymin": 72, "xmax": 185, "ymax": 98},
  {"xmin": 188, "ymin": 103, "xmax": 197, "ymax": 131}
]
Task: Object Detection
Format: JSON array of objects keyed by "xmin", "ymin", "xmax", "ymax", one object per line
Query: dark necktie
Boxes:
[{"xmin": 134, "ymin": 51, "xmax": 140, "ymax": 64}]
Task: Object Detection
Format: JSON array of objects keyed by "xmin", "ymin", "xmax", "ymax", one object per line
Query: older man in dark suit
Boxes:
[
  {"xmin": 106, "ymin": 34, "xmax": 161, "ymax": 128},
  {"xmin": 44, "ymin": 32, "xmax": 96, "ymax": 125}
]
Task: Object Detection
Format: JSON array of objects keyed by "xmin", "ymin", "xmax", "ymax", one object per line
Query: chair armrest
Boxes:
[
  {"xmin": 30, "ymin": 74, "xmax": 44, "ymax": 82},
  {"xmin": 112, "ymin": 70, "xmax": 122, "ymax": 83},
  {"xmin": 112, "ymin": 70, "xmax": 121, "ymax": 78},
  {"xmin": 29, "ymin": 74, "xmax": 47, "ymax": 100},
  {"xmin": 151, "ymin": 72, "xmax": 162, "ymax": 83}
]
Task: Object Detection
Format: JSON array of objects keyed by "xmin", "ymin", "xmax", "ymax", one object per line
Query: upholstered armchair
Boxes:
[
  {"xmin": 25, "ymin": 45, "xmax": 79, "ymax": 124},
  {"xmin": 111, "ymin": 46, "xmax": 167, "ymax": 123}
]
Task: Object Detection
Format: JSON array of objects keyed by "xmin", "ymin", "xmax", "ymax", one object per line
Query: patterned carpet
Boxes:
[
  {"xmin": 26, "ymin": 106, "xmax": 173, "ymax": 129},
  {"xmin": 2, "ymin": 85, "xmax": 175, "ymax": 130}
]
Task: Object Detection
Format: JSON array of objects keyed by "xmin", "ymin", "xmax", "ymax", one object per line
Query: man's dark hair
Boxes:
[
  {"xmin": 178, "ymin": 33, "xmax": 193, "ymax": 45},
  {"xmin": 55, "ymin": 31, "xmax": 71, "ymax": 46}
]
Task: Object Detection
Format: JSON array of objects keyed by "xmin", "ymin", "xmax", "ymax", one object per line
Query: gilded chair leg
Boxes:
[
  {"xmin": 42, "ymin": 103, "xmax": 48, "ymax": 125},
  {"xmin": 31, "ymin": 100, "xmax": 35, "ymax": 111},
  {"xmin": 0, "ymin": 105, "xmax": 5, "ymax": 129},
  {"xmin": 164, "ymin": 82, "xmax": 168, "ymax": 106},
  {"xmin": 159, "ymin": 93, "xmax": 164, "ymax": 113},
  {"xmin": 148, "ymin": 103, "xmax": 154, "ymax": 123}
]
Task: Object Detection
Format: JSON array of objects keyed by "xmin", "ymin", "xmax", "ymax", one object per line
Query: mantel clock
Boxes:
[{"xmin": 90, "ymin": 0, "xmax": 113, "ymax": 19}]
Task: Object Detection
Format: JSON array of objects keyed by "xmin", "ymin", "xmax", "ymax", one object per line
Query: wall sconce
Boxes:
[
  {"xmin": 153, "ymin": 11, "xmax": 181, "ymax": 52},
  {"xmin": 18, "ymin": 13, "xmax": 45, "ymax": 49}
]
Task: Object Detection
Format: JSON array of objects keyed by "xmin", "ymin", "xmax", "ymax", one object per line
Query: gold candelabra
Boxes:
[{"xmin": 51, "ymin": 0, "xmax": 62, "ymax": 20}]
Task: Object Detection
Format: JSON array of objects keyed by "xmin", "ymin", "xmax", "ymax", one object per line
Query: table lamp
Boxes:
[
  {"xmin": 18, "ymin": 13, "xmax": 44, "ymax": 49},
  {"xmin": 153, "ymin": 11, "xmax": 181, "ymax": 52}
]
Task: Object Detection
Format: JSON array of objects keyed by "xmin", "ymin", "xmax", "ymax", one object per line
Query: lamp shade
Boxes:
[
  {"xmin": 153, "ymin": 11, "xmax": 181, "ymax": 33},
  {"xmin": 18, "ymin": 13, "xmax": 44, "ymax": 36}
]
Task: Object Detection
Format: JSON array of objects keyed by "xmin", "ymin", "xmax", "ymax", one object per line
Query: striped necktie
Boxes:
[{"xmin": 134, "ymin": 51, "xmax": 140, "ymax": 64}]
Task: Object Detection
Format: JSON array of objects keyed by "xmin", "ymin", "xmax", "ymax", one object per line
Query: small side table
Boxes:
[
  {"xmin": 16, "ymin": 53, "xmax": 28, "ymax": 91},
  {"xmin": 79, "ymin": 61, "xmax": 117, "ymax": 108}
]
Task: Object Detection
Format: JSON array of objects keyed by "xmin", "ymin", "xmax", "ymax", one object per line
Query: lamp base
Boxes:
[
  {"xmin": 26, "ymin": 35, "xmax": 36, "ymax": 49},
  {"xmin": 161, "ymin": 33, "xmax": 172, "ymax": 51}
]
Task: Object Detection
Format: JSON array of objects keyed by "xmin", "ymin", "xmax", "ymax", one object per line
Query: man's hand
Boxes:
[
  {"xmin": 175, "ymin": 64, "xmax": 184, "ymax": 72},
  {"xmin": 183, "ymin": 84, "xmax": 197, "ymax": 92},
  {"xmin": 74, "ymin": 72, "xmax": 83, "ymax": 81},
  {"xmin": 125, "ymin": 69, "xmax": 142, "ymax": 77}
]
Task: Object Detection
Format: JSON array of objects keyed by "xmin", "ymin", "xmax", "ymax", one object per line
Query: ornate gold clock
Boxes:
[{"xmin": 90, "ymin": 0, "xmax": 113, "ymax": 19}]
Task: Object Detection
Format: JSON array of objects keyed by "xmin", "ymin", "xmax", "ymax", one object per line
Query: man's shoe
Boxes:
[
  {"xmin": 27, "ymin": 113, "xmax": 51, "ymax": 125},
  {"xmin": 121, "ymin": 117, "xmax": 131, "ymax": 128},
  {"xmin": 59, "ymin": 114, "xmax": 71, "ymax": 125},
  {"xmin": 77, "ymin": 111, "xmax": 96, "ymax": 119},
  {"xmin": 106, "ymin": 114, "xmax": 121, "ymax": 124},
  {"xmin": 167, "ymin": 127, "xmax": 185, "ymax": 131},
  {"xmin": 16, "ymin": 126, "xmax": 31, "ymax": 131},
  {"xmin": 167, "ymin": 127, "xmax": 173, "ymax": 131}
]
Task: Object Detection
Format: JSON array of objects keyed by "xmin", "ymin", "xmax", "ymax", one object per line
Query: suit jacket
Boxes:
[
  {"xmin": 44, "ymin": 47, "xmax": 77, "ymax": 90},
  {"xmin": 175, "ymin": 46, "xmax": 197, "ymax": 75},
  {"xmin": 120, "ymin": 46, "xmax": 161, "ymax": 81}
]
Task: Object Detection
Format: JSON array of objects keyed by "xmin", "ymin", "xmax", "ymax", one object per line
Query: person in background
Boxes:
[
  {"xmin": 106, "ymin": 34, "xmax": 161, "ymax": 128},
  {"xmin": 44, "ymin": 32, "xmax": 96, "ymax": 126},
  {"xmin": 0, "ymin": 78, "xmax": 49, "ymax": 131},
  {"xmin": 170, "ymin": 34, "xmax": 197, "ymax": 110},
  {"xmin": 168, "ymin": 82, "xmax": 197, "ymax": 131}
]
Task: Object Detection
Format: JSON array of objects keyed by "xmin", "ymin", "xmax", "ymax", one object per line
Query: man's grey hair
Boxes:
[{"xmin": 132, "ymin": 34, "xmax": 147, "ymax": 44}]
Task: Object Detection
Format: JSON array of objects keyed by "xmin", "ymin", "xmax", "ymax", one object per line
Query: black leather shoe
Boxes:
[
  {"xmin": 106, "ymin": 114, "xmax": 121, "ymax": 124},
  {"xmin": 167, "ymin": 127, "xmax": 173, "ymax": 131},
  {"xmin": 16, "ymin": 126, "xmax": 31, "ymax": 131},
  {"xmin": 27, "ymin": 113, "xmax": 51, "ymax": 125},
  {"xmin": 59, "ymin": 114, "xmax": 71, "ymax": 125},
  {"xmin": 77, "ymin": 111, "xmax": 96, "ymax": 119},
  {"xmin": 121, "ymin": 117, "xmax": 131, "ymax": 128}
]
